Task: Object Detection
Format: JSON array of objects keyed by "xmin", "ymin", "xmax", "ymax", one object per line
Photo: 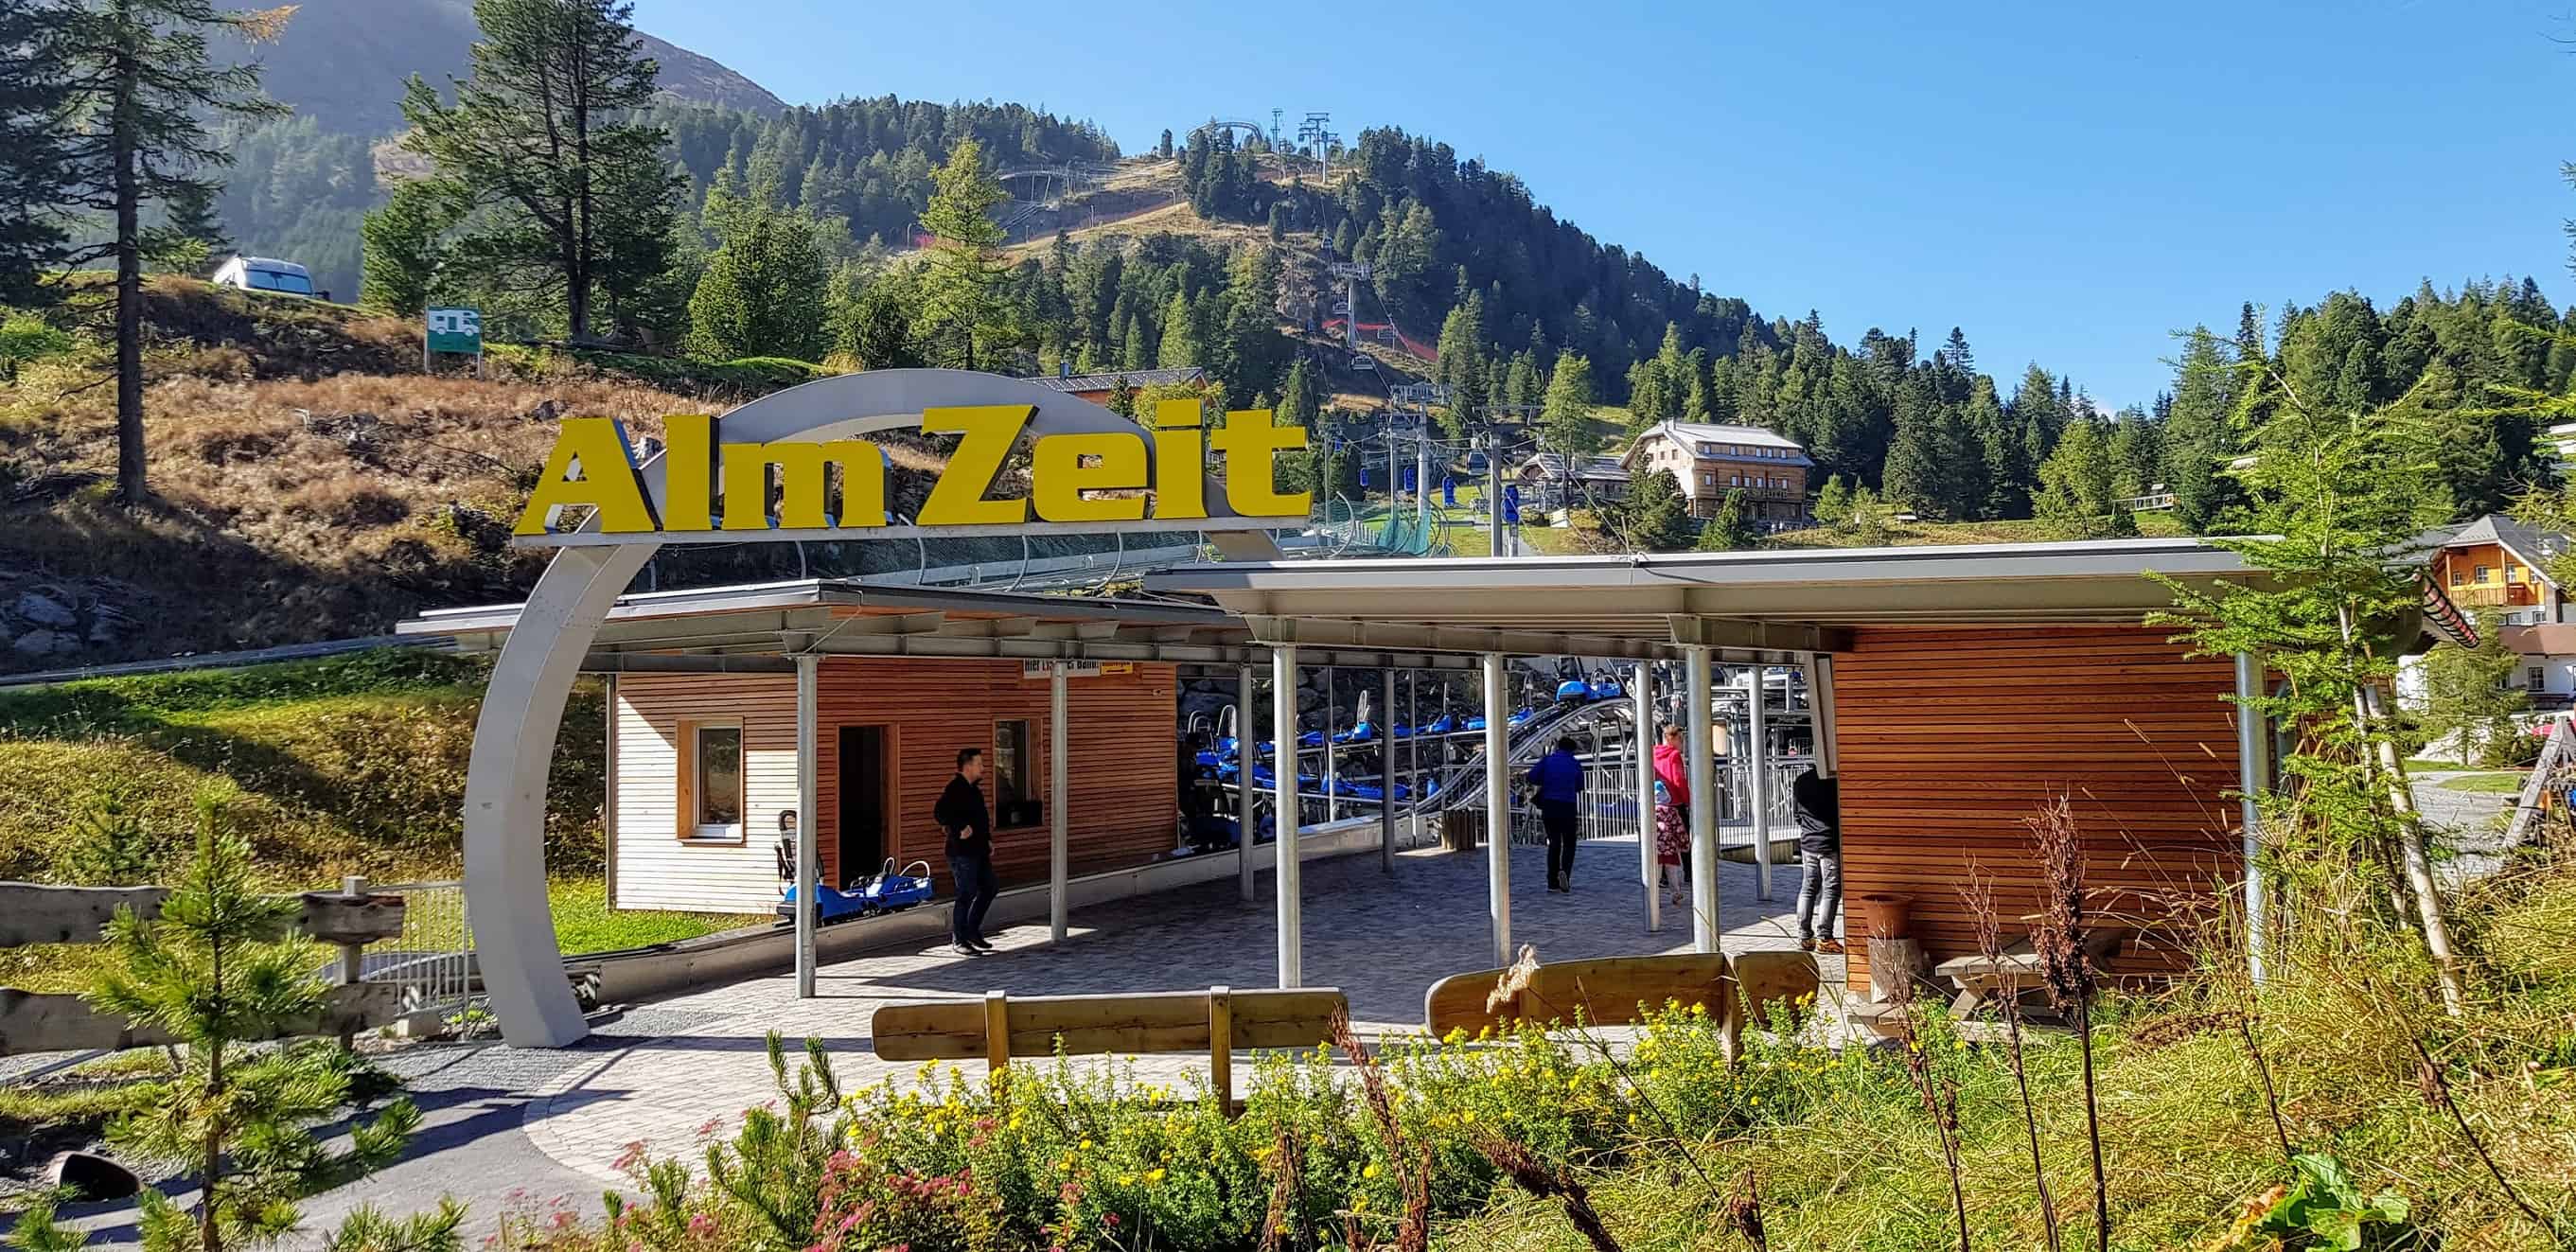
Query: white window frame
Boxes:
[{"xmin": 686, "ymin": 720, "xmax": 747, "ymax": 842}]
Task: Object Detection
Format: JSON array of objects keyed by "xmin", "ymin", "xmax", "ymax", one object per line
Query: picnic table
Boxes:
[{"xmin": 1929, "ymin": 929, "xmax": 2123, "ymax": 1021}]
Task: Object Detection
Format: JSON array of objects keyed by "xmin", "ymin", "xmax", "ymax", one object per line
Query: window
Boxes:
[
  {"xmin": 688, "ymin": 723, "xmax": 744, "ymax": 838},
  {"xmin": 993, "ymin": 718, "xmax": 1035, "ymax": 826},
  {"xmin": 2452, "ymin": 569, "xmax": 2466, "ymax": 587},
  {"xmin": 2476, "ymin": 565, "xmax": 2492, "ymax": 583},
  {"xmin": 2507, "ymin": 566, "xmax": 2522, "ymax": 583},
  {"xmin": 2532, "ymin": 666, "xmax": 2548, "ymax": 691}
]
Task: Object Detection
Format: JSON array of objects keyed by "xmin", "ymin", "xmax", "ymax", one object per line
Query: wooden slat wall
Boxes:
[
  {"xmin": 612, "ymin": 674, "xmax": 801, "ymax": 912},
  {"xmin": 816, "ymin": 659, "xmax": 1179, "ymax": 892},
  {"xmin": 1832, "ymin": 626, "xmax": 2242, "ymax": 993},
  {"xmin": 609, "ymin": 661, "xmax": 1179, "ymax": 913}
]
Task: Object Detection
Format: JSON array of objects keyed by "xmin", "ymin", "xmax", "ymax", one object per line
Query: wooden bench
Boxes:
[
  {"xmin": 870, "ymin": 985, "xmax": 1348, "ymax": 1111},
  {"xmin": 1929, "ymin": 929, "xmax": 2123, "ymax": 1021},
  {"xmin": 1420, "ymin": 951, "xmax": 1821, "ymax": 1063}
]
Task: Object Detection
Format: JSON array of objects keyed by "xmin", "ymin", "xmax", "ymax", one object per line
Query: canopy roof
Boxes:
[
  {"xmin": 1145, "ymin": 538, "xmax": 2267, "ymax": 661},
  {"xmin": 398, "ymin": 578, "xmax": 1483, "ymax": 672}
]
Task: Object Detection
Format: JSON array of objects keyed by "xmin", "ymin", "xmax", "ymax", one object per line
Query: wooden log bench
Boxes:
[
  {"xmin": 1420, "ymin": 950, "xmax": 1822, "ymax": 1063},
  {"xmin": 870, "ymin": 985, "xmax": 1349, "ymax": 1113}
]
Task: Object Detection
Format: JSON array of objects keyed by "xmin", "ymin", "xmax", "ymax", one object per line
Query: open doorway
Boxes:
[{"xmin": 838, "ymin": 725, "xmax": 891, "ymax": 883}]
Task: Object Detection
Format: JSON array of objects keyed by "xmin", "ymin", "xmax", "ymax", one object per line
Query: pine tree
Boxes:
[
  {"xmin": 1276, "ymin": 357, "xmax": 1318, "ymax": 432},
  {"xmin": 55, "ymin": 0, "xmax": 289, "ymax": 502},
  {"xmin": 913, "ymin": 136, "xmax": 1008, "ymax": 368},
  {"xmin": 77, "ymin": 797, "xmax": 422, "ymax": 1252},
  {"xmin": 1615, "ymin": 468, "xmax": 1693, "ymax": 552},
  {"xmin": 2161, "ymin": 326, "xmax": 2243, "ymax": 532},
  {"xmin": 1698, "ymin": 487, "xmax": 1756, "ymax": 551},
  {"xmin": 687, "ymin": 204, "xmax": 828, "ymax": 361},
  {"xmin": 359, "ymin": 179, "xmax": 467, "ymax": 316},
  {"xmin": 0, "ymin": 0, "xmax": 76, "ymax": 305},
  {"xmin": 1541, "ymin": 350, "xmax": 1599, "ymax": 455},
  {"xmin": 1811, "ymin": 474, "xmax": 1851, "ymax": 529},
  {"xmin": 398, "ymin": 0, "xmax": 679, "ymax": 344},
  {"xmin": 1105, "ymin": 374, "xmax": 1137, "ymax": 417}
]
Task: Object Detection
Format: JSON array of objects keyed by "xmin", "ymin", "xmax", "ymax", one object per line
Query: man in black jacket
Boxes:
[{"xmin": 936, "ymin": 747, "xmax": 998, "ymax": 956}]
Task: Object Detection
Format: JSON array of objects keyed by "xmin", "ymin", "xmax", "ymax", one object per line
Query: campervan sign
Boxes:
[
  {"xmin": 427, "ymin": 307, "xmax": 483, "ymax": 356},
  {"xmin": 512, "ymin": 397, "xmax": 1310, "ymax": 546}
]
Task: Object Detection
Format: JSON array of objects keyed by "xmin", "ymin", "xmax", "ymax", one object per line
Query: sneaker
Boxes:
[
  {"xmin": 968, "ymin": 938, "xmax": 997, "ymax": 952},
  {"xmin": 1817, "ymin": 937, "xmax": 1846, "ymax": 955},
  {"xmin": 950, "ymin": 943, "xmax": 982, "ymax": 958},
  {"xmin": 1797, "ymin": 935, "xmax": 1816, "ymax": 952}
]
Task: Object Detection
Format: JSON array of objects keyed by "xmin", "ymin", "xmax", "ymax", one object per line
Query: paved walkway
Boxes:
[
  {"xmin": 520, "ymin": 836, "xmax": 1825, "ymax": 1186},
  {"xmin": 23, "ymin": 838, "xmax": 1828, "ymax": 1246}
]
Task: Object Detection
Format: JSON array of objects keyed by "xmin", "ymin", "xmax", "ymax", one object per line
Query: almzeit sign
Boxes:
[{"xmin": 512, "ymin": 399, "xmax": 1310, "ymax": 546}]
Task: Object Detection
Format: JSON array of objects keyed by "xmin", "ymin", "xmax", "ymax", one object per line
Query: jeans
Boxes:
[
  {"xmin": 947, "ymin": 853, "xmax": 997, "ymax": 945},
  {"xmin": 1794, "ymin": 847, "xmax": 1842, "ymax": 940},
  {"xmin": 1538, "ymin": 799, "xmax": 1579, "ymax": 886}
]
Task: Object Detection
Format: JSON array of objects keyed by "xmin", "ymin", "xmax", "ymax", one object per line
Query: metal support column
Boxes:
[
  {"xmin": 1380, "ymin": 667, "xmax": 1397, "ymax": 873},
  {"xmin": 1272, "ymin": 645, "xmax": 1303, "ymax": 986},
  {"xmin": 1415, "ymin": 430, "xmax": 1431, "ymax": 535},
  {"xmin": 1684, "ymin": 645, "xmax": 1719, "ymax": 953},
  {"xmin": 1483, "ymin": 651, "xmax": 1512, "ymax": 967},
  {"xmin": 1633, "ymin": 661, "xmax": 1659, "ymax": 934},
  {"xmin": 1747, "ymin": 667, "xmax": 1773, "ymax": 901},
  {"xmin": 1049, "ymin": 660, "xmax": 1069, "ymax": 943},
  {"xmin": 1238, "ymin": 661, "xmax": 1258, "ymax": 905},
  {"xmin": 794, "ymin": 654, "xmax": 820, "ymax": 997},
  {"xmin": 2234, "ymin": 652, "xmax": 2270, "ymax": 984},
  {"xmin": 1801, "ymin": 653, "xmax": 1839, "ymax": 778}
]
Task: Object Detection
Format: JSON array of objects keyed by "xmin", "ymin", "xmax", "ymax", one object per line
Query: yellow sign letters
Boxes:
[{"xmin": 511, "ymin": 404, "xmax": 1309, "ymax": 542}]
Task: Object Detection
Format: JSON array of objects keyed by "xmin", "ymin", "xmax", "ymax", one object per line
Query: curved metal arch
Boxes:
[{"xmin": 466, "ymin": 370, "xmax": 1281, "ymax": 1047}]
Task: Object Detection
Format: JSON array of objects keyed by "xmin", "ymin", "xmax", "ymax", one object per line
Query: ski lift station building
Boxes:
[{"xmin": 416, "ymin": 367, "xmax": 2340, "ymax": 1048}]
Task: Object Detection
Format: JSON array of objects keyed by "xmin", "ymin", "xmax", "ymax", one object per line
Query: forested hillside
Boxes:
[{"xmin": 1166, "ymin": 126, "xmax": 2567, "ymax": 530}]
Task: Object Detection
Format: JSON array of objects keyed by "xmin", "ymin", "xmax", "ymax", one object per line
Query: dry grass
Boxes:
[{"xmin": 0, "ymin": 368, "xmax": 699, "ymax": 661}]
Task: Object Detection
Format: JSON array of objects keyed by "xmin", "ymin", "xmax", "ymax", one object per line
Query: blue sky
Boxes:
[{"xmin": 633, "ymin": 0, "xmax": 2574, "ymax": 410}]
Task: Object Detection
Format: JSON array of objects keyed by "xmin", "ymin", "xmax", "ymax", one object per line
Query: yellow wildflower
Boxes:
[{"xmin": 1362, "ymin": 1163, "xmax": 1381, "ymax": 1180}]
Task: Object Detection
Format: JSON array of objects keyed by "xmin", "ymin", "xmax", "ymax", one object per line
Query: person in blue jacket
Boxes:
[{"xmin": 1526, "ymin": 735, "xmax": 1586, "ymax": 892}]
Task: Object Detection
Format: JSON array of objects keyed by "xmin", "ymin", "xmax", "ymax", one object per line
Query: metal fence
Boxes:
[{"xmin": 363, "ymin": 879, "xmax": 475, "ymax": 1017}]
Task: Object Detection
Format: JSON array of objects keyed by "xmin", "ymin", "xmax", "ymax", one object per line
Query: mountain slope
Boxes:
[{"xmin": 234, "ymin": 0, "xmax": 783, "ymax": 138}]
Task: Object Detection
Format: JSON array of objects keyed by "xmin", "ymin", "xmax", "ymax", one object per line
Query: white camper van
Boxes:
[{"xmin": 210, "ymin": 256, "xmax": 318, "ymax": 299}]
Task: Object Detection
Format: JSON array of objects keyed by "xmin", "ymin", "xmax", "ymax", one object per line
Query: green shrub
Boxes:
[{"xmin": 0, "ymin": 310, "xmax": 77, "ymax": 380}]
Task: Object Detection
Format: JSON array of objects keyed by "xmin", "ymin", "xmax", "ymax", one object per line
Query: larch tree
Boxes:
[
  {"xmin": 397, "ymin": 0, "xmax": 679, "ymax": 344},
  {"xmin": 54, "ymin": 0, "xmax": 288, "ymax": 503},
  {"xmin": 914, "ymin": 136, "xmax": 1008, "ymax": 368},
  {"xmin": 1540, "ymin": 349, "xmax": 1599, "ymax": 456},
  {"xmin": 2031, "ymin": 415, "xmax": 2135, "ymax": 538},
  {"xmin": 2415, "ymin": 610, "xmax": 2527, "ymax": 767}
]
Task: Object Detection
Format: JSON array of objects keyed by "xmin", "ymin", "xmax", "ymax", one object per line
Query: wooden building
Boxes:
[
  {"xmin": 413, "ymin": 580, "xmax": 1256, "ymax": 918},
  {"xmin": 1619, "ymin": 420, "xmax": 1815, "ymax": 530},
  {"xmin": 609, "ymin": 658, "xmax": 1179, "ymax": 913},
  {"xmin": 1152, "ymin": 539, "xmax": 2288, "ymax": 995}
]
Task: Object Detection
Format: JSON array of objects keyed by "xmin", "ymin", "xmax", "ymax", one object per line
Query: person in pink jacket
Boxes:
[{"xmin": 1650, "ymin": 723, "xmax": 1692, "ymax": 907}]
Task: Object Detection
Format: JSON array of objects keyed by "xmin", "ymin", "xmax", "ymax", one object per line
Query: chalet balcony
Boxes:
[{"xmin": 2450, "ymin": 584, "xmax": 2539, "ymax": 608}]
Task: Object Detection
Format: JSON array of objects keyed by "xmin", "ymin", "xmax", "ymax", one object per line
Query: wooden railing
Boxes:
[{"xmin": 0, "ymin": 882, "xmax": 408, "ymax": 1055}]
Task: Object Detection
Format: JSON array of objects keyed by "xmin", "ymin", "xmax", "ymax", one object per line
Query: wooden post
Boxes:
[
  {"xmin": 336, "ymin": 874, "xmax": 367, "ymax": 1049},
  {"xmin": 1208, "ymin": 984, "xmax": 1234, "ymax": 1117},
  {"xmin": 983, "ymin": 990, "xmax": 1011, "ymax": 1076}
]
